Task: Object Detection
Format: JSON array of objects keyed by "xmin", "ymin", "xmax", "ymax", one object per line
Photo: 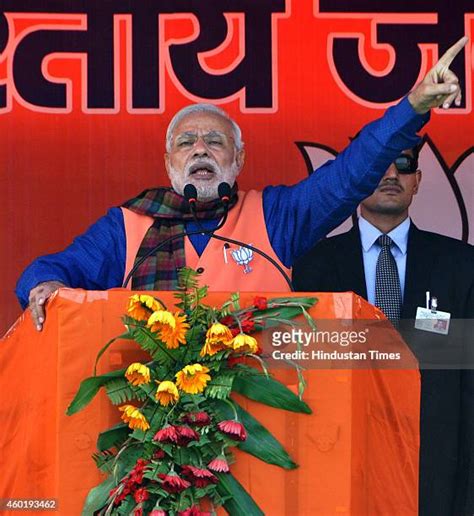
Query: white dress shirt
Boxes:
[{"xmin": 358, "ymin": 215, "xmax": 410, "ymax": 305}]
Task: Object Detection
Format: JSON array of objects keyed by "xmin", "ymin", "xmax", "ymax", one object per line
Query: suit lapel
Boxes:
[
  {"xmin": 334, "ymin": 225, "xmax": 368, "ymax": 299},
  {"xmin": 402, "ymin": 224, "xmax": 435, "ymax": 318}
]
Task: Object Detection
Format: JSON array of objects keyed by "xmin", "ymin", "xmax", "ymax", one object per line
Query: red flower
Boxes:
[
  {"xmin": 181, "ymin": 465, "xmax": 218, "ymax": 488},
  {"xmin": 230, "ymin": 327, "xmax": 240, "ymax": 337},
  {"xmin": 208, "ymin": 456, "xmax": 230, "ymax": 473},
  {"xmin": 241, "ymin": 319, "xmax": 255, "ymax": 333},
  {"xmin": 150, "ymin": 511, "xmax": 167, "ymax": 516},
  {"xmin": 153, "ymin": 449, "xmax": 165, "ymax": 460},
  {"xmin": 253, "ymin": 296, "xmax": 268, "ymax": 310},
  {"xmin": 153, "ymin": 425, "xmax": 179, "ymax": 444},
  {"xmin": 109, "ymin": 485, "xmax": 126, "ymax": 506},
  {"xmin": 153, "ymin": 425, "xmax": 199, "ymax": 446},
  {"xmin": 129, "ymin": 470, "xmax": 144, "ymax": 484},
  {"xmin": 134, "ymin": 508, "xmax": 143, "ymax": 516},
  {"xmin": 219, "ymin": 315, "xmax": 235, "ymax": 326},
  {"xmin": 158, "ymin": 472, "xmax": 191, "ymax": 493},
  {"xmin": 136, "ymin": 458, "xmax": 149, "ymax": 468},
  {"xmin": 133, "ymin": 487, "xmax": 149, "ymax": 503},
  {"xmin": 181, "ymin": 411, "xmax": 211, "ymax": 426},
  {"xmin": 217, "ymin": 420, "xmax": 247, "ymax": 441},
  {"xmin": 176, "ymin": 425, "xmax": 200, "ymax": 446},
  {"xmin": 178, "ymin": 507, "xmax": 211, "ymax": 516}
]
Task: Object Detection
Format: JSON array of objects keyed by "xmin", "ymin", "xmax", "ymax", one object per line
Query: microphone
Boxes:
[
  {"xmin": 185, "ymin": 182, "xmax": 230, "ymax": 232},
  {"xmin": 184, "ymin": 184, "xmax": 198, "ymax": 206},
  {"xmin": 184, "ymin": 182, "xmax": 231, "ymax": 211},
  {"xmin": 218, "ymin": 182, "xmax": 231, "ymax": 206}
]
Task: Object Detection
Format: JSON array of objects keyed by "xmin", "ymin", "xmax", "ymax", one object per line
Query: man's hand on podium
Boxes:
[{"xmin": 28, "ymin": 280, "xmax": 66, "ymax": 331}]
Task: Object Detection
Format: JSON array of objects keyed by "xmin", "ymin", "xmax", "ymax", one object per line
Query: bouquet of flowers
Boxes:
[{"xmin": 67, "ymin": 268, "xmax": 317, "ymax": 515}]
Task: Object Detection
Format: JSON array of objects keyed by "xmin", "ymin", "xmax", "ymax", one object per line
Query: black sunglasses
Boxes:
[{"xmin": 394, "ymin": 155, "xmax": 418, "ymax": 174}]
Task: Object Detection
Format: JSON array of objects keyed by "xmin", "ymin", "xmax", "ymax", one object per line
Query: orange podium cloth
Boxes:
[{"xmin": 0, "ymin": 290, "xmax": 420, "ymax": 515}]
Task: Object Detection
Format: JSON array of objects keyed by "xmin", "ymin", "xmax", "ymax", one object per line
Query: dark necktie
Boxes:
[{"xmin": 375, "ymin": 234, "xmax": 401, "ymax": 325}]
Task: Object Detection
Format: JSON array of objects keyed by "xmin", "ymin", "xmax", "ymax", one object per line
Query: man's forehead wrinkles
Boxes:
[
  {"xmin": 176, "ymin": 130, "xmax": 225, "ymax": 137},
  {"xmin": 172, "ymin": 129, "xmax": 235, "ymax": 144},
  {"xmin": 173, "ymin": 112, "xmax": 232, "ymax": 131}
]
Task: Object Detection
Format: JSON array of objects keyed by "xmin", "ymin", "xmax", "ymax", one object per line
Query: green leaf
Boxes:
[
  {"xmin": 216, "ymin": 472, "xmax": 264, "ymax": 516},
  {"xmin": 104, "ymin": 378, "xmax": 147, "ymax": 405},
  {"xmin": 92, "ymin": 449, "xmax": 116, "ymax": 473},
  {"xmin": 144, "ymin": 460, "xmax": 170, "ymax": 481},
  {"xmin": 130, "ymin": 403, "xmax": 166, "ymax": 441},
  {"xmin": 252, "ymin": 297, "xmax": 317, "ymax": 329},
  {"xmin": 177, "ymin": 266, "xmax": 201, "ymax": 290},
  {"xmin": 97, "ymin": 423, "xmax": 130, "ymax": 452},
  {"xmin": 130, "ymin": 326, "xmax": 176, "ymax": 365},
  {"xmin": 115, "ymin": 495, "xmax": 137, "ymax": 515},
  {"xmin": 67, "ymin": 369, "xmax": 126, "ymax": 415},
  {"xmin": 93, "ymin": 331, "xmax": 133, "ymax": 375},
  {"xmin": 301, "ymin": 305, "xmax": 318, "ymax": 331},
  {"xmin": 81, "ymin": 475, "xmax": 115, "ymax": 516},
  {"xmin": 268, "ymin": 296, "xmax": 317, "ymax": 308},
  {"xmin": 205, "ymin": 372, "xmax": 235, "ymax": 400},
  {"xmin": 112, "ymin": 442, "xmax": 146, "ymax": 480},
  {"xmin": 212, "ymin": 400, "xmax": 297, "ymax": 469},
  {"xmin": 233, "ymin": 374, "xmax": 312, "ymax": 414}
]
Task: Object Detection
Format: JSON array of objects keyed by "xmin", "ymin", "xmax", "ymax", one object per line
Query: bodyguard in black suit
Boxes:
[{"xmin": 293, "ymin": 145, "xmax": 474, "ymax": 515}]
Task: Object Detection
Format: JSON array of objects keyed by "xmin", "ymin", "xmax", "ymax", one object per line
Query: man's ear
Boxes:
[
  {"xmin": 413, "ymin": 170, "xmax": 422, "ymax": 195},
  {"xmin": 236, "ymin": 148, "xmax": 245, "ymax": 172},
  {"xmin": 164, "ymin": 153, "xmax": 171, "ymax": 178}
]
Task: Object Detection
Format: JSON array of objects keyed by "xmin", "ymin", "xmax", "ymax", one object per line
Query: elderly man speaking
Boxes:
[{"xmin": 16, "ymin": 37, "xmax": 468, "ymax": 331}]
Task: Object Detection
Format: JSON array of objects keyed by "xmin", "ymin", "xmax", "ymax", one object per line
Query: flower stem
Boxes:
[{"xmin": 221, "ymin": 398, "xmax": 239, "ymax": 420}]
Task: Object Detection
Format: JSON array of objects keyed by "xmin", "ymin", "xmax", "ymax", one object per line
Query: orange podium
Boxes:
[{"xmin": 0, "ymin": 290, "xmax": 420, "ymax": 515}]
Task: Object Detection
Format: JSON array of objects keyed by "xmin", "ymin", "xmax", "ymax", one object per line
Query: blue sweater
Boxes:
[{"xmin": 16, "ymin": 97, "xmax": 428, "ymax": 308}]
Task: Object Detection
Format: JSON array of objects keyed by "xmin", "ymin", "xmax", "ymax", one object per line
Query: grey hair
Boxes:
[{"xmin": 165, "ymin": 103, "xmax": 243, "ymax": 152}]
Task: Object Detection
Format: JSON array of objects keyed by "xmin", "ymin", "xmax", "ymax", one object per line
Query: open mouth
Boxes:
[
  {"xmin": 188, "ymin": 162, "xmax": 217, "ymax": 179},
  {"xmin": 190, "ymin": 167, "xmax": 214, "ymax": 176}
]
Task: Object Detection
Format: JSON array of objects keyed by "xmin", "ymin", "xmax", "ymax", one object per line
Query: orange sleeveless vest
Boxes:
[{"xmin": 121, "ymin": 190, "xmax": 291, "ymax": 292}]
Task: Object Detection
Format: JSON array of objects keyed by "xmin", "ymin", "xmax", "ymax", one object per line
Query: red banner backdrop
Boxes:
[{"xmin": 1, "ymin": 1, "xmax": 473, "ymax": 334}]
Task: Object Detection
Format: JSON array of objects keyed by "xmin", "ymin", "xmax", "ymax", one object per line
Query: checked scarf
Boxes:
[{"xmin": 122, "ymin": 186, "xmax": 238, "ymax": 290}]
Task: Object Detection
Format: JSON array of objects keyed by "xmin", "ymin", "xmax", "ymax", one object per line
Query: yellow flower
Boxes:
[
  {"xmin": 200, "ymin": 339, "xmax": 228, "ymax": 357},
  {"xmin": 200, "ymin": 323, "xmax": 233, "ymax": 357},
  {"xmin": 159, "ymin": 312, "xmax": 189, "ymax": 349},
  {"xmin": 207, "ymin": 323, "xmax": 233, "ymax": 342},
  {"xmin": 118, "ymin": 404, "xmax": 150, "ymax": 431},
  {"xmin": 175, "ymin": 364, "xmax": 211, "ymax": 394},
  {"xmin": 125, "ymin": 362, "xmax": 151, "ymax": 386},
  {"xmin": 147, "ymin": 310, "xmax": 176, "ymax": 333},
  {"xmin": 155, "ymin": 380, "xmax": 179, "ymax": 406},
  {"xmin": 231, "ymin": 333, "xmax": 258, "ymax": 354},
  {"xmin": 127, "ymin": 294, "xmax": 163, "ymax": 321}
]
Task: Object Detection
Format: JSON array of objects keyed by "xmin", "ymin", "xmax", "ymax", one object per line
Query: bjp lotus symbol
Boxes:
[{"xmin": 231, "ymin": 245, "xmax": 254, "ymax": 274}]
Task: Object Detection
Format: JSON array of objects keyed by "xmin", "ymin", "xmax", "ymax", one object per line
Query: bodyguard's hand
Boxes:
[
  {"xmin": 408, "ymin": 36, "xmax": 468, "ymax": 114},
  {"xmin": 29, "ymin": 280, "xmax": 66, "ymax": 331}
]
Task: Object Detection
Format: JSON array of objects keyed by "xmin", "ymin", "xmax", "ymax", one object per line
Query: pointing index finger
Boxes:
[{"xmin": 436, "ymin": 36, "xmax": 468, "ymax": 68}]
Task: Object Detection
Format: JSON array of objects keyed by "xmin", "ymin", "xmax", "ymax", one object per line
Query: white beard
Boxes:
[{"xmin": 168, "ymin": 158, "xmax": 240, "ymax": 201}]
